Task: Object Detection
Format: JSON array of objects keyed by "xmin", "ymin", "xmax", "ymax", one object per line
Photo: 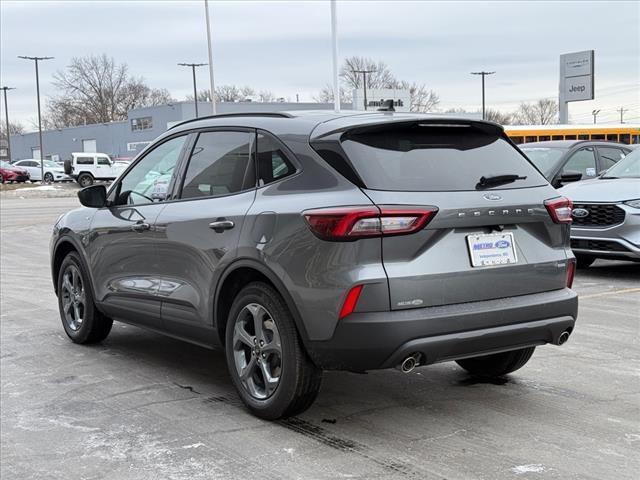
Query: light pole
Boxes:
[
  {"xmin": 18, "ymin": 55, "xmax": 54, "ymax": 182},
  {"xmin": 1, "ymin": 87, "xmax": 16, "ymax": 162},
  {"xmin": 592, "ymin": 109, "xmax": 601, "ymax": 124},
  {"xmin": 470, "ymin": 71, "xmax": 495, "ymax": 120},
  {"xmin": 178, "ymin": 63, "xmax": 207, "ymax": 118},
  {"xmin": 353, "ymin": 69, "xmax": 376, "ymax": 110},
  {"xmin": 330, "ymin": 0, "xmax": 340, "ymax": 113},
  {"xmin": 204, "ymin": 0, "xmax": 216, "ymax": 115}
]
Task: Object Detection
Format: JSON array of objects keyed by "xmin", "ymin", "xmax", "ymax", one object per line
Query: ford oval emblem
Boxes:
[
  {"xmin": 495, "ymin": 240, "xmax": 510, "ymax": 248},
  {"xmin": 483, "ymin": 193, "xmax": 502, "ymax": 201},
  {"xmin": 572, "ymin": 208, "xmax": 590, "ymax": 218}
]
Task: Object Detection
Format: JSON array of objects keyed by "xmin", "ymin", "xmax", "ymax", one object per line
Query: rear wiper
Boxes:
[{"xmin": 476, "ymin": 174, "xmax": 527, "ymax": 189}]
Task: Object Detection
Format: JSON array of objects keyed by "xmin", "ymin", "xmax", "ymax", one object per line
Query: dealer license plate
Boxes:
[{"xmin": 467, "ymin": 232, "xmax": 517, "ymax": 267}]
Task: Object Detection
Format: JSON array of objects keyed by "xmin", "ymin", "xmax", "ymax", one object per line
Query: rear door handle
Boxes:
[
  {"xmin": 209, "ymin": 220, "xmax": 235, "ymax": 232},
  {"xmin": 131, "ymin": 222, "xmax": 150, "ymax": 232}
]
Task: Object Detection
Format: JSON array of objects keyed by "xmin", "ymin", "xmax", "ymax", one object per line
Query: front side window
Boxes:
[
  {"xmin": 97, "ymin": 157, "xmax": 111, "ymax": 165},
  {"xmin": 562, "ymin": 147, "xmax": 597, "ymax": 178},
  {"xmin": 116, "ymin": 135, "xmax": 187, "ymax": 205},
  {"xmin": 257, "ymin": 133, "xmax": 295, "ymax": 186},
  {"xmin": 520, "ymin": 147, "xmax": 567, "ymax": 177},
  {"xmin": 181, "ymin": 131, "xmax": 255, "ymax": 199}
]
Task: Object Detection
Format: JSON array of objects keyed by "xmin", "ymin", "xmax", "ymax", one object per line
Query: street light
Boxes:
[
  {"xmin": 204, "ymin": 0, "xmax": 217, "ymax": 115},
  {"xmin": 353, "ymin": 69, "xmax": 377, "ymax": 111},
  {"xmin": 470, "ymin": 71, "xmax": 495, "ymax": 120},
  {"xmin": 18, "ymin": 55, "xmax": 54, "ymax": 182},
  {"xmin": 0, "ymin": 87, "xmax": 16, "ymax": 162},
  {"xmin": 178, "ymin": 63, "xmax": 207, "ymax": 118},
  {"xmin": 592, "ymin": 109, "xmax": 601, "ymax": 124}
]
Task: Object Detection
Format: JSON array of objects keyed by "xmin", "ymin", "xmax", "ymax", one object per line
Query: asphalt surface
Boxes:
[{"xmin": 1, "ymin": 196, "xmax": 639, "ymax": 480}]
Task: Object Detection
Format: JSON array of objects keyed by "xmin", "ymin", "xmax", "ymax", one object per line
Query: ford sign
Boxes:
[
  {"xmin": 572, "ymin": 208, "xmax": 590, "ymax": 218},
  {"xmin": 495, "ymin": 240, "xmax": 511, "ymax": 248}
]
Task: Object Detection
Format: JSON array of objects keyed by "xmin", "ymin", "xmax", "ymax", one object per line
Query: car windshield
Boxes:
[
  {"xmin": 601, "ymin": 148, "xmax": 640, "ymax": 179},
  {"xmin": 520, "ymin": 147, "xmax": 567, "ymax": 177},
  {"xmin": 44, "ymin": 160, "xmax": 59, "ymax": 168}
]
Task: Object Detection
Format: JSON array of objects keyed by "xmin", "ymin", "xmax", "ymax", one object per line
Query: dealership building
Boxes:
[{"xmin": 6, "ymin": 100, "xmax": 354, "ymax": 162}]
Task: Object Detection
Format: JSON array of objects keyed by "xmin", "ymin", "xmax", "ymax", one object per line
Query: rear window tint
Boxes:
[{"xmin": 340, "ymin": 124, "xmax": 547, "ymax": 191}]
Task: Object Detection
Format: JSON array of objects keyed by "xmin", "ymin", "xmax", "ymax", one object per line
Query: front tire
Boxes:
[
  {"xmin": 43, "ymin": 172, "xmax": 54, "ymax": 183},
  {"xmin": 57, "ymin": 252, "xmax": 112, "ymax": 344},
  {"xmin": 456, "ymin": 347, "xmax": 535, "ymax": 377},
  {"xmin": 225, "ymin": 282, "xmax": 322, "ymax": 420}
]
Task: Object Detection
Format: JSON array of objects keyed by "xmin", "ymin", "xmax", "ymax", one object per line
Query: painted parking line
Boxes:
[{"xmin": 580, "ymin": 287, "xmax": 640, "ymax": 300}]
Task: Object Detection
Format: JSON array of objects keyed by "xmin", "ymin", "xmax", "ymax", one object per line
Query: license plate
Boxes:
[{"xmin": 467, "ymin": 232, "xmax": 518, "ymax": 267}]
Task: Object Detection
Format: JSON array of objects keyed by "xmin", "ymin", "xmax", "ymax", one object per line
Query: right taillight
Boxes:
[
  {"xmin": 544, "ymin": 196, "xmax": 573, "ymax": 224},
  {"xmin": 303, "ymin": 205, "xmax": 438, "ymax": 241}
]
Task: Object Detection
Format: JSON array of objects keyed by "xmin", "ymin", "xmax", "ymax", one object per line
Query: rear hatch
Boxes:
[{"xmin": 314, "ymin": 119, "xmax": 570, "ymax": 310}]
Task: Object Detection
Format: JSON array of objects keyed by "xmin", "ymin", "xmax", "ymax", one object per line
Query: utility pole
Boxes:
[
  {"xmin": 592, "ymin": 109, "xmax": 601, "ymax": 124},
  {"xmin": 616, "ymin": 107, "xmax": 628, "ymax": 124},
  {"xmin": 1, "ymin": 87, "xmax": 16, "ymax": 162},
  {"xmin": 353, "ymin": 69, "xmax": 376, "ymax": 110},
  {"xmin": 330, "ymin": 0, "xmax": 340, "ymax": 112},
  {"xmin": 470, "ymin": 71, "xmax": 495, "ymax": 120},
  {"xmin": 178, "ymin": 63, "xmax": 207, "ymax": 118},
  {"xmin": 204, "ymin": 0, "xmax": 216, "ymax": 115},
  {"xmin": 18, "ymin": 55, "xmax": 53, "ymax": 182}
]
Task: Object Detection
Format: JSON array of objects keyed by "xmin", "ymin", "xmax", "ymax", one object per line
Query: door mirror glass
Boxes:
[{"xmin": 78, "ymin": 184, "xmax": 107, "ymax": 208}]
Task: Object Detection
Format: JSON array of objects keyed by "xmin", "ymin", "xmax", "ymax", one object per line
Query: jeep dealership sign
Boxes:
[{"xmin": 559, "ymin": 50, "xmax": 594, "ymax": 123}]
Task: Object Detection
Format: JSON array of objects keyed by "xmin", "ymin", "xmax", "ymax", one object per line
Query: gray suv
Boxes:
[{"xmin": 50, "ymin": 112, "xmax": 578, "ymax": 419}]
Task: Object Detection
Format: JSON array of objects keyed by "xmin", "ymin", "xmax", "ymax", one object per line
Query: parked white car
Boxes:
[
  {"xmin": 63, "ymin": 153, "xmax": 127, "ymax": 187},
  {"xmin": 12, "ymin": 159, "xmax": 70, "ymax": 183}
]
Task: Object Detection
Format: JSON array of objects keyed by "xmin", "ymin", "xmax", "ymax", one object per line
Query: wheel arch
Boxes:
[
  {"xmin": 214, "ymin": 259, "xmax": 311, "ymax": 350},
  {"xmin": 52, "ymin": 236, "xmax": 95, "ymax": 299}
]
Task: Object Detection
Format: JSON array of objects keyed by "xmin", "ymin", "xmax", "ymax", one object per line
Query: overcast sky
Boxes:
[{"xmin": 1, "ymin": 0, "xmax": 639, "ymax": 128}]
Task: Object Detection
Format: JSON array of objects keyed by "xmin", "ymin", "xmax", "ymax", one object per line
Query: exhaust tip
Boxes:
[
  {"xmin": 558, "ymin": 331, "xmax": 570, "ymax": 345},
  {"xmin": 399, "ymin": 353, "xmax": 421, "ymax": 373}
]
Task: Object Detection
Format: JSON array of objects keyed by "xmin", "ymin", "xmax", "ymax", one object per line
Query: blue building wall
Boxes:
[{"xmin": 8, "ymin": 101, "xmax": 350, "ymax": 162}]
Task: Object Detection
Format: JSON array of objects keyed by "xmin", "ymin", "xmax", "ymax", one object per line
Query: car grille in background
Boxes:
[
  {"xmin": 570, "ymin": 239, "xmax": 629, "ymax": 252},
  {"xmin": 572, "ymin": 203, "xmax": 625, "ymax": 227}
]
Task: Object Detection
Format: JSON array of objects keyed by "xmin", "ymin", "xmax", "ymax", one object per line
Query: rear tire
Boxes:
[
  {"xmin": 77, "ymin": 173, "xmax": 94, "ymax": 187},
  {"xmin": 225, "ymin": 282, "xmax": 322, "ymax": 420},
  {"xmin": 575, "ymin": 254, "xmax": 596, "ymax": 269},
  {"xmin": 455, "ymin": 347, "xmax": 535, "ymax": 377},
  {"xmin": 57, "ymin": 251, "xmax": 112, "ymax": 344}
]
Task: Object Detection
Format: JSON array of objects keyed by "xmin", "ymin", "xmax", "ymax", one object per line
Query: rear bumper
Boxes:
[{"xmin": 307, "ymin": 288, "xmax": 578, "ymax": 371}]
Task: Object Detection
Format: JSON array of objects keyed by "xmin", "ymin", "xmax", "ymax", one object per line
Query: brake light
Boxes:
[
  {"xmin": 566, "ymin": 259, "xmax": 576, "ymax": 288},
  {"xmin": 303, "ymin": 206, "xmax": 438, "ymax": 241},
  {"xmin": 339, "ymin": 285, "xmax": 363, "ymax": 320},
  {"xmin": 544, "ymin": 197, "xmax": 573, "ymax": 224}
]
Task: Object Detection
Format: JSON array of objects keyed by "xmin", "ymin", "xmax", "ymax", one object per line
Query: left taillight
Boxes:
[
  {"xmin": 544, "ymin": 196, "xmax": 573, "ymax": 224},
  {"xmin": 566, "ymin": 259, "xmax": 576, "ymax": 288},
  {"xmin": 303, "ymin": 205, "xmax": 438, "ymax": 241}
]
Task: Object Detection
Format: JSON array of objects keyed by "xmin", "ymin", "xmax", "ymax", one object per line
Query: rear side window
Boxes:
[
  {"xmin": 76, "ymin": 156, "xmax": 94, "ymax": 165},
  {"xmin": 598, "ymin": 147, "xmax": 627, "ymax": 170},
  {"xmin": 181, "ymin": 131, "xmax": 255, "ymax": 199},
  {"xmin": 257, "ymin": 132, "xmax": 295, "ymax": 186},
  {"xmin": 339, "ymin": 124, "xmax": 547, "ymax": 191}
]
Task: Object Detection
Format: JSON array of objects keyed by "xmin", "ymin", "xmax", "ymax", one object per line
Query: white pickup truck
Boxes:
[{"xmin": 64, "ymin": 153, "xmax": 127, "ymax": 187}]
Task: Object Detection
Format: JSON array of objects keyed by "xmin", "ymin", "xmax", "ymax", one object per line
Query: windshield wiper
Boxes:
[{"xmin": 476, "ymin": 174, "xmax": 527, "ymax": 189}]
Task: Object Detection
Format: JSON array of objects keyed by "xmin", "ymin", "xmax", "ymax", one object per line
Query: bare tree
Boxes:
[
  {"xmin": 340, "ymin": 56, "xmax": 396, "ymax": 89},
  {"xmin": 47, "ymin": 54, "xmax": 174, "ymax": 128},
  {"xmin": 313, "ymin": 84, "xmax": 351, "ymax": 104},
  {"xmin": 392, "ymin": 80, "xmax": 439, "ymax": 112},
  {"xmin": 0, "ymin": 121, "xmax": 25, "ymax": 138},
  {"xmin": 257, "ymin": 90, "xmax": 276, "ymax": 102},
  {"xmin": 484, "ymin": 108, "xmax": 513, "ymax": 125},
  {"xmin": 513, "ymin": 99, "xmax": 558, "ymax": 125}
]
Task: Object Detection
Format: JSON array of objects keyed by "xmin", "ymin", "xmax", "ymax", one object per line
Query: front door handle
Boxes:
[
  {"xmin": 209, "ymin": 220, "xmax": 235, "ymax": 232},
  {"xmin": 131, "ymin": 222, "xmax": 150, "ymax": 232}
]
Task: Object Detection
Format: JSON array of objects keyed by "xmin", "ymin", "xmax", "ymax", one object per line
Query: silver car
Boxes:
[{"xmin": 560, "ymin": 148, "xmax": 640, "ymax": 267}]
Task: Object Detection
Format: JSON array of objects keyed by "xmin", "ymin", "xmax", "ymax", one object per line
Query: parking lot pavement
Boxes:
[{"xmin": 1, "ymin": 196, "xmax": 639, "ymax": 480}]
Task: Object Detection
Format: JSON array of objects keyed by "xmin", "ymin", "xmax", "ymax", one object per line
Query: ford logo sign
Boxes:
[
  {"xmin": 572, "ymin": 208, "xmax": 590, "ymax": 218},
  {"xmin": 483, "ymin": 193, "xmax": 502, "ymax": 201},
  {"xmin": 495, "ymin": 240, "xmax": 510, "ymax": 248}
]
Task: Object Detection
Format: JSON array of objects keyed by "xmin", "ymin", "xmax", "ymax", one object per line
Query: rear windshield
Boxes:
[
  {"xmin": 339, "ymin": 124, "xmax": 547, "ymax": 191},
  {"xmin": 520, "ymin": 147, "xmax": 567, "ymax": 177}
]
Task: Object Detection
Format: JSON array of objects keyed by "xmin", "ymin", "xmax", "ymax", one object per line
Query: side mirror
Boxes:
[
  {"xmin": 559, "ymin": 170, "xmax": 583, "ymax": 183},
  {"xmin": 78, "ymin": 184, "xmax": 107, "ymax": 208}
]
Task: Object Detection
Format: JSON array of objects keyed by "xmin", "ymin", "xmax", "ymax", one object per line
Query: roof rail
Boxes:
[{"xmin": 169, "ymin": 112, "xmax": 293, "ymax": 130}]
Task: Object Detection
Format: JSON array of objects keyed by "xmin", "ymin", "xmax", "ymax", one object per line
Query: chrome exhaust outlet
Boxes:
[
  {"xmin": 557, "ymin": 330, "xmax": 570, "ymax": 345},
  {"xmin": 398, "ymin": 353, "xmax": 422, "ymax": 373}
]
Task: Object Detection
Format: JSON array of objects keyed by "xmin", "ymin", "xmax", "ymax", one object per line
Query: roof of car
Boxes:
[
  {"xmin": 520, "ymin": 140, "xmax": 630, "ymax": 149},
  {"xmin": 167, "ymin": 110, "xmax": 503, "ymax": 140}
]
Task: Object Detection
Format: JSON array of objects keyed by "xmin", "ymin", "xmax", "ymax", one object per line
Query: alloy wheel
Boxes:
[
  {"xmin": 232, "ymin": 303, "xmax": 282, "ymax": 399},
  {"xmin": 60, "ymin": 265, "xmax": 86, "ymax": 331}
]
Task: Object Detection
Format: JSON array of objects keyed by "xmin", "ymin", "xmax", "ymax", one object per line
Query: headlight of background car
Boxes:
[{"xmin": 623, "ymin": 199, "xmax": 640, "ymax": 209}]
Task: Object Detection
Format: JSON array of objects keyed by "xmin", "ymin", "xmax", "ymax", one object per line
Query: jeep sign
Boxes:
[{"xmin": 559, "ymin": 50, "xmax": 595, "ymax": 123}]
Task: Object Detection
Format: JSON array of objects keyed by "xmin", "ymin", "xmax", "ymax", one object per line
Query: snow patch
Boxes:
[
  {"xmin": 182, "ymin": 443, "xmax": 205, "ymax": 449},
  {"xmin": 511, "ymin": 464, "xmax": 546, "ymax": 475}
]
